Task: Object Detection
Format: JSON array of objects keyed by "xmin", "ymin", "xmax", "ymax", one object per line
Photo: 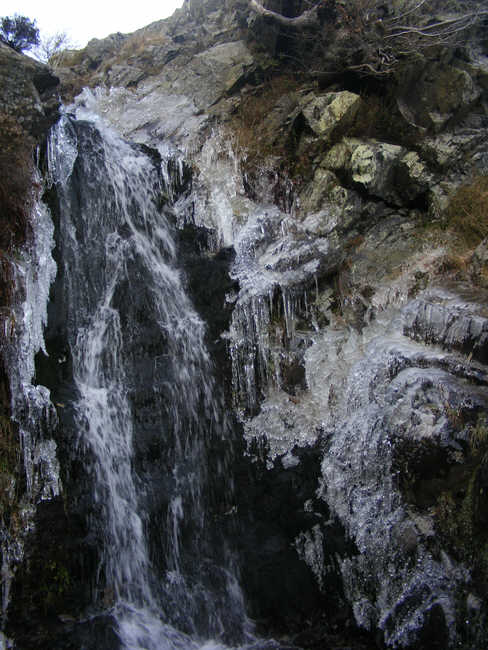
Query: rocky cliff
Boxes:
[
  {"xmin": 2, "ymin": 0, "xmax": 488, "ymax": 648},
  {"xmin": 0, "ymin": 41, "xmax": 60, "ymax": 649}
]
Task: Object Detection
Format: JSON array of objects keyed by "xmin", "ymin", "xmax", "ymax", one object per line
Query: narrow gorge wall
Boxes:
[
  {"xmin": 0, "ymin": 41, "xmax": 61, "ymax": 650},
  {"xmin": 2, "ymin": 1, "xmax": 488, "ymax": 648}
]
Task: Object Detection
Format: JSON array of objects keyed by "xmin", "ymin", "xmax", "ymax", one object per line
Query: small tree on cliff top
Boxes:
[
  {"xmin": 34, "ymin": 31, "xmax": 74, "ymax": 65},
  {"xmin": 0, "ymin": 15, "xmax": 40, "ymax": 53}
]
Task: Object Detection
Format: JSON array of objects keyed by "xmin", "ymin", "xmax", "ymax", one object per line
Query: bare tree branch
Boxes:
[
  {"xmin": 384, "ymin": 0, "xmax": 429, "ymax": 23},
  {"xmin": 32, "ymin": 31, "xmax": 76, "ymax": 66},
  {"xmin": 248, "ymin": 0, "xmax": 488, "ymax": 77}
]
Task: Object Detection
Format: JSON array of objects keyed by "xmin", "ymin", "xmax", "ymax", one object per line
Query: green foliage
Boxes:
[{"xmin": 0, "ymin": 14, "xmax": 39, "ymax": 53}]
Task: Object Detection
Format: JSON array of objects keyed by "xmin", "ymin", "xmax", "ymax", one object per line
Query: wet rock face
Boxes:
[
  {"xmin": 403, "ymin": 288, "xmax": 488, "ymax": 364},
  {"xmin": 234, "ymin": 442, "xmax": 365, "ymax": 644},
  {"xmin": 176, "ymin": 224, "xmax": 238, "ymax": 394},
  {"xmin": 197, "ymin": 32, "xmax": 486, "ymax": 646},
  {"xmin": 316, "ymin": 290, "xmax": 488, "ymax": 647},
  {"xmin": 0, "ymin": 40, "xmax": 60, "ymax": 641},
  {"xmin": 6, "ymin": 498, "xmax": 100, "ymax": 649},
  {"xmin": 55, "ymin": 0, "xmax": 255, "ymax": 144},
  {"xmin": 4, "ymin": 1, "xmax": 488, "ymax": 648}
]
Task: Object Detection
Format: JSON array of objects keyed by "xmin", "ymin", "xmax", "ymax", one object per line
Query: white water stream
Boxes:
[{"xmin": 47, "ymin": 110, "xmax": 255, "ymax": 649}]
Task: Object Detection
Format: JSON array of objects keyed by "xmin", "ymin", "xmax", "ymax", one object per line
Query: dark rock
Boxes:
[
  {"xmin": 403, "ymin": 287, "xmax": 488, "ymax": 364},
  {"xmin": 0, "ymin": 42, "xmax": 60, "ymax": 140},
  {"xmin": 176, "ymin": 223, "xmax": 238, "ymax": 395},
  {"xmin": 397, "ymin": 62, "xmax": 480, "ymax": 132},
  {"xmin": 234, "ymin": 442, "xmax": 359, "ymax": 640},
  {"xmin": 6, "ymin": 498, "xmax": 99, "ymax": 649}
]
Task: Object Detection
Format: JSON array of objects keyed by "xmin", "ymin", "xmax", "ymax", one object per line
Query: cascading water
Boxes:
[{"xmin": 46, "ymin": 108, "xmax": 253, "ymax": 649}]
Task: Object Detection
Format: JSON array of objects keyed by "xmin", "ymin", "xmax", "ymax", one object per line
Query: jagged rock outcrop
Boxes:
[{"xmin": 0, "ymin": 41, "xmax": 59, "ymax": 140}]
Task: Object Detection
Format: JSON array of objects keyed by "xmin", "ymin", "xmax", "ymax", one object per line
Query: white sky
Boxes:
[{"xmin": 1, "ymin": 1, "xmax": 185, "ymax": 48}]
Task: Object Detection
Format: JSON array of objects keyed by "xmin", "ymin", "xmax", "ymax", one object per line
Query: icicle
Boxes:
[{"xmin": 1, "ymin": 167, "xmax": 59, "ymax": 632}]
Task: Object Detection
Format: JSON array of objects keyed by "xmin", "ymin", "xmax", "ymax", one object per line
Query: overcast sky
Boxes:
[{"xmin": 1, "ymin": 1, "xmax": 184, "ymax": 48}]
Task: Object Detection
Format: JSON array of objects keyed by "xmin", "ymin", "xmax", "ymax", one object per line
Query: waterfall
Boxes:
[{"xmin": 46, "ymin": 110, "xmax": 251, "ymax": 649}]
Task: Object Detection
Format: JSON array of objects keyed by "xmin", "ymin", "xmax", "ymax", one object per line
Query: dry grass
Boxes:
[
  {"xmin": 51, "ymin": 47, "xmax": 87, "ymax": 68},
  {"xmin": 445, "ymin": 175, "xmax": 488, "ymax": 248},
  {"xmin": 229, "ymin": 74, "xmax": 316, "ymax": 204},
  {"xmin": 0, "ymin": 415, "xmax": 17, "ymax": 476},
  {"xmin": 231, "ymin": 74, "xmax": 302, "ymax": 165},
  {"xmin": 117, "ymin": 30, "xmax": 167, "ymax": 60},
  {"xmin": 470, "ymin": 415, "xmax": 488, "ymax": 457}
]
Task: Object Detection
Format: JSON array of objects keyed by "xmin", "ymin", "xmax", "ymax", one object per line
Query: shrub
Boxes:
[
  {"xmin": 230, "ymin": 74, "xmax": 311, "ymax": 201},
  {"xmin": 34, "ymin": 31, "xmax": 75, "ymax": 66},
  {"xmin": 0, "ymin": 14, "xmax": 39, "ymax": 53},
  {"xmin": 232, "ymin": 74, "xmax": 301, "ymax": 159}
]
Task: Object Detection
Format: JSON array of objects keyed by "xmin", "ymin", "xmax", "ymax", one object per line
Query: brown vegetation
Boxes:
[
  {"xmin": 117, "ymin": 30, "xmax": 168, "ymax": 60},
  {"xmin": 445, "ymin": 174, "xmax": 488, "ymax": 248},
  {"xmin": 0, "ymin": 358, "xmax": 19, "ymax": 520},
  {"xmin": 231, "ymin": 75, "xmax": 301, "ymax": 160},
  {"xmin": 0, "ymin": 112, "xmax": 35, "ymax": 251},
  {"xmin": 230, "ymin": 74, "xmax": 310, "ymax": 205},
  {"xmin": 349, "ymin": 91, "xmax": 419, "ymax": 148}
]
